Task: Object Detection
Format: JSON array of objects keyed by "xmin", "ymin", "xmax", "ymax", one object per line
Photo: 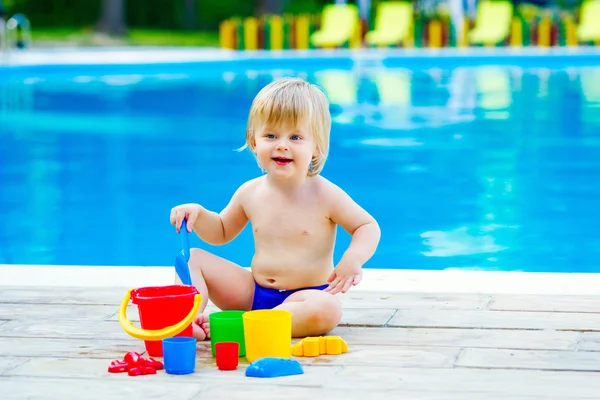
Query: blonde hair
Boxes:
[{"xmin": 242, "ymin": 77, "xmax": 331, "ymax": 176}]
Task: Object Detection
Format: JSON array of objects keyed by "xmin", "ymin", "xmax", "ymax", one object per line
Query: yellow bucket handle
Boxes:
[{"xmin": 118, "ymin": 288, "xmax": 202, "ymax": 341}]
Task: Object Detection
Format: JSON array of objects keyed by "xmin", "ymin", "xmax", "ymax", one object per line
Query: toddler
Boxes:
[{"xmin": 170, "ymin": 77, "xmax": 380, "ymax": 339}]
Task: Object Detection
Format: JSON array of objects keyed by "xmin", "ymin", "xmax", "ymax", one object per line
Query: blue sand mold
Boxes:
[{"xmin": 245, "ymin": 358, "xmax": 304, "ymax": 378}]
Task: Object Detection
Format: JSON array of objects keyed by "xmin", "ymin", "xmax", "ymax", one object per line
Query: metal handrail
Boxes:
[
  {"xmin": 6, "ymin": 13, "xmax": 31, "ymax": 49},
  {"xmin": 0, "ymin": 18, "xmax": 7, "ymax": 51}
]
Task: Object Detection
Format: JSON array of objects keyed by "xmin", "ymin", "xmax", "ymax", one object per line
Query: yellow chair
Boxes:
[
  {"xmin": 372, "ymin": 70, "xmax": 411, "ymax": 106},
  {"xmin": 475, "ymin": 67, "xmax": 512, "ymax": 112},
  {"xmin": 310, "ymin": 4, "xmax": 359, "ymax": 48},
  {"xmin": 365, "ymin": 1, "xmax": 413, "ymax": 47},
  {"xmin": 577, "ymin": 0, "xmax": 600, "ymax": 43},
  {"xmin": 579, "ymin": 68, "xmax": 600, "ymax": 126},
  {"xmin": 314, "ymin": 70, "xmax": 357, "ymax": 107},
  {"xmin": 469, "ymin": 0, "xmax": 514, "ymax": 45},
  {"xmin": 580, "ymin": 68, "xmax": 600, "ymax": 103}
]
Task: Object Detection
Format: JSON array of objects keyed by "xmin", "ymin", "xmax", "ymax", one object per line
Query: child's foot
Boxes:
[{"xmin": 192, "ymin": 314, "xmax": 210, "ymax": 341}]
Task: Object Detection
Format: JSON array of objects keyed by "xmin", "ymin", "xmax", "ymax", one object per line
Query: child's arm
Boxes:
[
  {"xmin": 171, "ymin": 181, "xmax": 253, "ymax": 245},
  {"xmin": 324, "ymin": 182, "xmax": 381, "ymax": 294}
]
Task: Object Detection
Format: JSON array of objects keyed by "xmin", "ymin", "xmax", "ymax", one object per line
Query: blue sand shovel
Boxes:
[{"xmin": 175, "ymin": 219, "xmax": 192, "ymax": 286}]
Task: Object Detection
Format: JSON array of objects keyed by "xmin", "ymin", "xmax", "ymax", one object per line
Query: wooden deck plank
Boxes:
[
  {"xmin": 0, "ymin": 319, "xmax": 130, "ymax": 340},
  {"xmin": 0, "ymin": 287, "xmax": 128, "ymax": 305},
  {"xmin": 194, "ymin": 385, "xmax": 550, "ymax": 400},
  {"xmin": 194, "ymin": 386, "xmax": 383, "ymax": 400},
  {"xmin": 455, "ymin": 348, "xmax": 600, "ymax": 372},
  {"xmin": 388, "ymin": 309, "xmax": 600, "ymax": 331},
  {"xmin": 0, "ymin": 357, "xmax": 29, "ymax": 375},
  {"xmin": 302, "ymin": 345, "xmax": 459, "ymax": 368},
  {"xmin": 337, "ymin": 292, "xmax": 491, "ymax": 310},
  {"xmin": 0, "ymin": 303, "xmax": 116, "ymax": 321},
  {"xmin": 0, "ymin": 337, "xmax": 145, "ymax": 359},
  {"xmin": 0, "ymin": 376, "xmax": 202, "ymax": 400},
  {"xmin": 329, "ymin": 366, "xmax": 600, "ymax": 398},
  {"xmin": 331, "ymin": 326, "xmax": 580, "ymax": 350},
  {"xmin": 489, "ymin": 294, "xmax": 600, "ymax": 313},
  {"xmin": 339, "ymin": 308, "xmax": 396, "ymax": 326},
  {"xmin": 576, "ymin": 332, "xmax": 600, "ymax": 352}
]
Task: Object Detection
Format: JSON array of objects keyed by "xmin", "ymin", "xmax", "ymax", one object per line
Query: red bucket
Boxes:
[{"xmin": 130, "ymin": 285, "xmax": 199, "ymax": 357}]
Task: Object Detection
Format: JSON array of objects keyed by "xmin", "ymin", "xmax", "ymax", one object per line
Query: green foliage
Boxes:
[
  {"xmin": 0, "ymin": 0, "xmax": 350, "ymax": 31},
  {"xmin": 2, "ymin": 0, "xmax": 260, "ymax": 30},
  {"xmin": 5, "ymin": 0, "xmax": 102, "ymax": 28},
  {"xmin": 195, "ymin": 0, "xmax": 256, "ymax": 28},
  {"xmin": 29, "ymin": 27, "xmax": 220, "ymax": 46},
  {"xmin": 283, "ymin": 0, "xmax": 323, "ymax": 14}
]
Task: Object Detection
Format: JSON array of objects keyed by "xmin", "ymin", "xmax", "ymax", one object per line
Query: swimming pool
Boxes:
[{"xmin": 1, "ymin": 48, "xmax": 599, "ymax": 272}]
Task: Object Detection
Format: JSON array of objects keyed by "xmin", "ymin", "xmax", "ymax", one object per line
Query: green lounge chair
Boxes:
[
  {"xmin": 365, "ymin": 1, "xmax": 413, "ymax": 47},
  {"xmin": 577, "ymin": 0, "xmax": 600, "ymax": 42},
  {"xmin": 310, "ymin": 4, "xmax": 359, "ymax": 48},
  {"xmin": 372, "ymin": 70, "xmax": 411, "ymax": 106},
  {"xmin": 469, "ymin": 0, "xmax": 514, "ymax": 45},
  {"xmin": 314, "ymin": 70, "xmax": 357, "ymax": 107}
]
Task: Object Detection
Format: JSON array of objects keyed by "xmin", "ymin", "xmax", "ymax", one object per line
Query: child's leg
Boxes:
[
  {"xmin": 175, "ymin": 248, "xmax": 255, "ymax": 340},
  {"xmin": 276, "ymin": 291, "xmax": 342, "ymax": 338}
]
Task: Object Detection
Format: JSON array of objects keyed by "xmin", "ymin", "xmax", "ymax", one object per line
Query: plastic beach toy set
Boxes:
[
  {"xmin": 116, "ymin": 286, "xmax": 348, "ymax": 377},
  {"xmin": 113, "ymin": 219, "xmax": 347, "ymax": 377}
]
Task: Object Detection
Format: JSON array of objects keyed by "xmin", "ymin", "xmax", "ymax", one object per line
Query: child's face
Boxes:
[{"xmin": 253, "ymin": 122, "xmax": 318, "ymax": 180}]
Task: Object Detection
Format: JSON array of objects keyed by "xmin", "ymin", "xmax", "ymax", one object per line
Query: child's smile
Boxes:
[{"xmin": 272, "ymin": 156, "xmax": 293, "ymax": 166}]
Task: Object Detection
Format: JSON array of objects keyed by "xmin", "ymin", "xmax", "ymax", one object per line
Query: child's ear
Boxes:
[{"xmin": 313, "ymin": 146, "xmax": 320, "ymax": 159}]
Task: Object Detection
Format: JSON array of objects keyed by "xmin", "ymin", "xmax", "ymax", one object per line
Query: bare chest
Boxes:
[{"xmin": 247, "ymin": 202, "xmax": 332, "ymax": 240}]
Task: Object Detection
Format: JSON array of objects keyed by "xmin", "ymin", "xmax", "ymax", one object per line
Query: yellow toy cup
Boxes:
[{"xmin": 242, "ymin": 310, "xmax": 292, "ymax": 362}]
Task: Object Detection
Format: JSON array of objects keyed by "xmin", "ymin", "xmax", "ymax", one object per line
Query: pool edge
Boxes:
[
  {"xmin": 2, "ymin": 264, "xmax": 600, "ymax": 295},
  {"xmin": 2, "ymin": 46, "xmax": 600, "ymax": 68}
]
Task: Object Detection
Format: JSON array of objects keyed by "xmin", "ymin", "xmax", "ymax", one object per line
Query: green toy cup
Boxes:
[{"xmin": 209, "ymin": 310, "xmax": 246, "ymax": 357}]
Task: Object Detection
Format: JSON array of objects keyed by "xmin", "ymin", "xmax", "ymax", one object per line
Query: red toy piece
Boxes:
[
  {"xmin": 108, "ymin": 359, "xmax": 129, "ymax": 373},
  {"xmin": 145, "ymin": 357, "xmax": 164, "ymax": 370},
  {"xmin": 123, "ymin": 351, "xmax": 141, "ymax": 366},
  {"xmin": 108, "ymin": 351, "xmax": 164, "ymax": 376},
  {"xmin": 128, "ymin": 366, "xmax": 157, "ymax": 376}
]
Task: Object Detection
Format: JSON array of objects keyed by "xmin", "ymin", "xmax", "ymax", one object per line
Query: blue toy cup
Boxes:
[{"xmin": 162, "ymin": 337, "xmax": 197, "ymax": 375}]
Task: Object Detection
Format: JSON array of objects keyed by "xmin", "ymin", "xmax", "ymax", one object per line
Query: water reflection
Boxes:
[{"xmin": 1, "ymin": 64, "xmax": 599, "ymax": 271}]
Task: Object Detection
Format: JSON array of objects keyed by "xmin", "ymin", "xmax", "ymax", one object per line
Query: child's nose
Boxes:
[{"xmin": 276, "ymin": 141, "xmax": 289, "ymax": 151}]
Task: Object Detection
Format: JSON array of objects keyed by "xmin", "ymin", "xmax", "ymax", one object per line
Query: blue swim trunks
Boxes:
[{"xmin": 251, "ymin": 281, "xmax": 329, "ymax": 310}]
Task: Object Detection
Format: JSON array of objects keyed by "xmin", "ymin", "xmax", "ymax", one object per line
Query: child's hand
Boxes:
[
  {"xmin": 170, "ymin": 203, "xmax": 203, "ymax": 233},
  {"xmin": 325, "ymin": 259, "xmax": 363, "ymax": 295}
]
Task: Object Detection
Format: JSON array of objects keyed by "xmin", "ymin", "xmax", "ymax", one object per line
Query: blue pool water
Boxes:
[{"xmin": 1, "ymin": 50, "xmax": 599, "ymax": 272}]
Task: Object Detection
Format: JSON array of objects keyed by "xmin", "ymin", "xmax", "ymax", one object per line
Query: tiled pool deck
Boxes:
[{"xmin": 2, "ymin": 265, "xmax": 600, "ymax": 399}]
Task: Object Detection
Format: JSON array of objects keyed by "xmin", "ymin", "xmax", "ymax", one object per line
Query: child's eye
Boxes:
[
  {"xmin": 265, "ymin": 134, "xmax": 276, "ymax": 139},
  {"xmin": 291, "ymin": 135, "xmax": 302, "ymax": 141}
]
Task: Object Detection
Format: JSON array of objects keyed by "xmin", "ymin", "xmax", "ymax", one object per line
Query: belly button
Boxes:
[{"xmin": 267, "ymin": 278, "xmax": 275, "ymax": 284}]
